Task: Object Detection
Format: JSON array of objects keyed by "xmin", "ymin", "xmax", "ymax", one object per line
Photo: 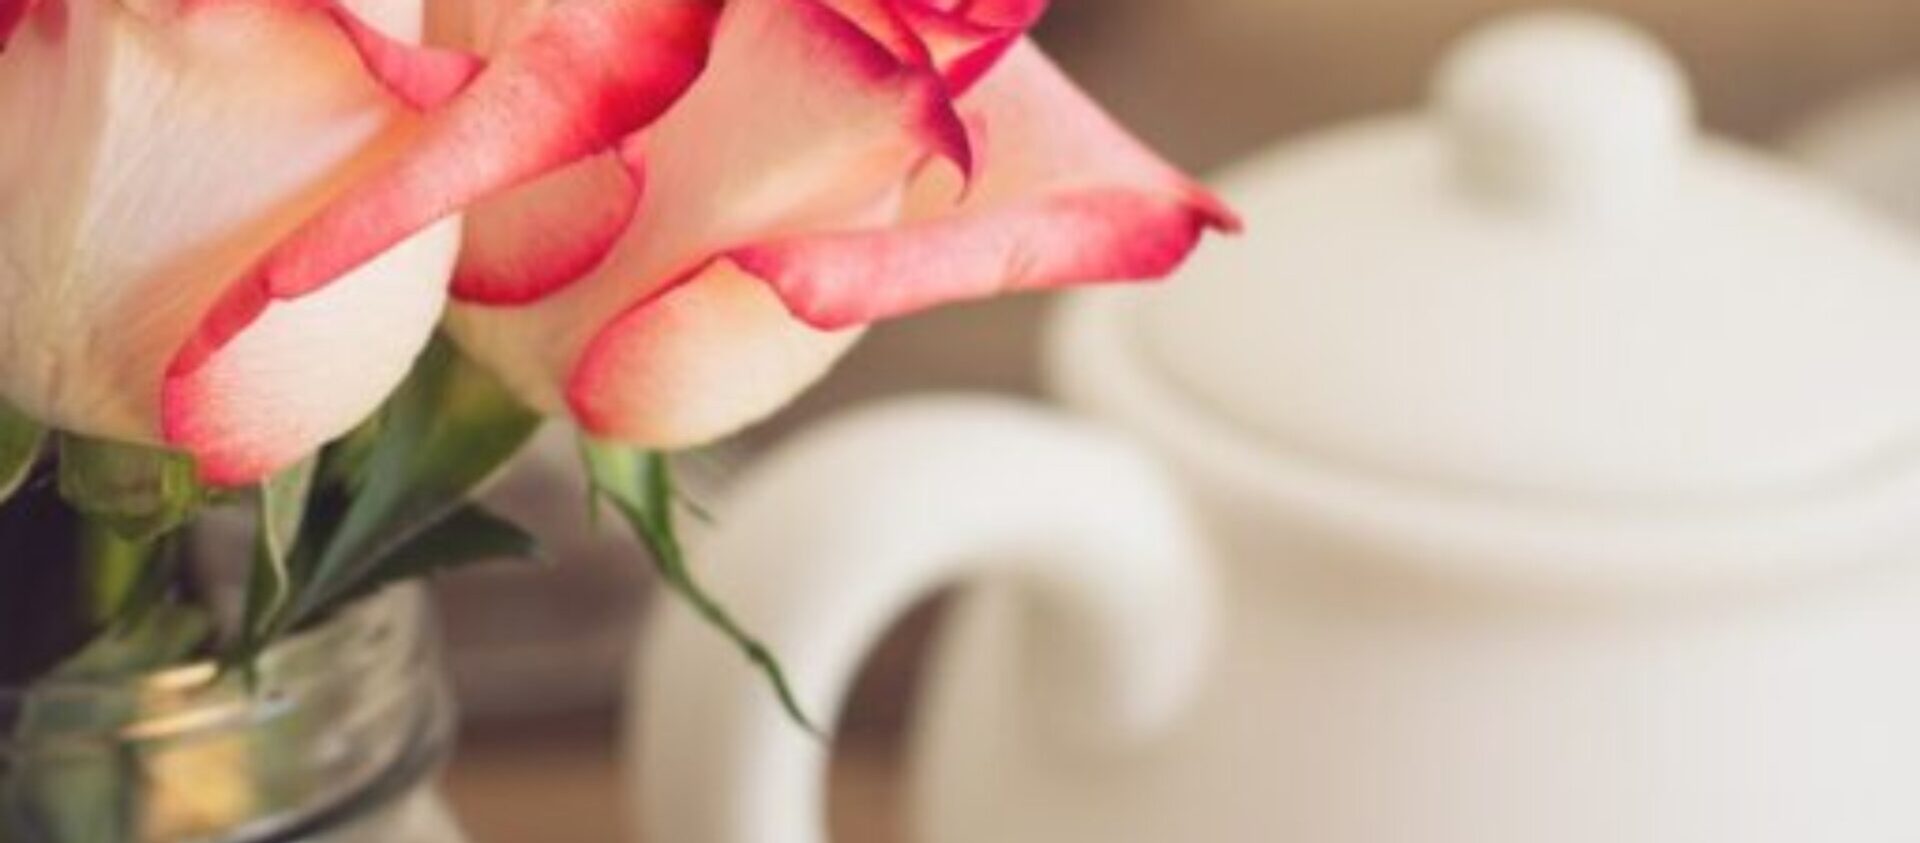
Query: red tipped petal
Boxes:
[
  {"xmin": 175, "ymin": 0, "xmax": 482, "ymax": 109},
  {"xmin": 0, "ymin": 0, "xmax": 31, "ymax": 50},
  {"xmin": 1, "ymin": 0, "xmax": 473, "ymax": 483},
  {"xmin": 171, "ymin": 0, "xmax": 720, "ymax": 375},
  {"xmin": 821, "ymin": 0, "xmax": 1044, "ymax": 93},
  {"xmin": 454, "ymin": 143, "xmax": 646, "ymax": 304},
  {"xmin": 818, "ymin": 0, "xmax": 929, "ymax": 65},
  {"xmin": 316, "ymin": 3, "xmax": 482, "ymax": 109},
  {"xmin": 896, "ymin": 0, "xmax": 1043, "ymax": 92},
  {"xmin": 734, "ymin": 190, "xmax": 1221, "ymax": 330},
  {"xmin": 166, "ymin": 220, "xmax": 459, "ymax": 486},
  {"xmin": 568, "ymin": 263, "xmax": 862, "ymax": 446},
  {"xmin": 0, "ymin": 0, "xmax": 472, "ymax": 480},
  {"xmin": 787, "ymin": 0, "xmax": 971, "ymax": 176},
  {"xmin": 153, "ymin": 0, "xmax": 717, "ymax": 481},
  {"xmin": 447, "ymin": 0, "xmax": 960, "ymax": 425},
  {"xmin": 734, "ymin": 43, "xmax": 1237, "ymax": 330},
  {"xmin": 933, "ymin": 30, "xmax": 1017, "ymax": 95}
]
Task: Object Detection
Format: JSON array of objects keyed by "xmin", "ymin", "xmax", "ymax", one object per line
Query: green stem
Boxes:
[{"xmin": 76, "ymin": 518, "xmax": 150, "ymax": 627}]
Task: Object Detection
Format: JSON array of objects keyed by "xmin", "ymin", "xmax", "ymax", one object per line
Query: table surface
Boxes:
[{"xmin": 444, "ymin": 714, "xmax": 905, "ymax": 843}]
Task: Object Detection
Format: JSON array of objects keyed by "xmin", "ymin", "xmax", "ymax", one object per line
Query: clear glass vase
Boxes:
[{"xmin": 0, "ymin": 587, "xmax": 466, "ymax": 843}]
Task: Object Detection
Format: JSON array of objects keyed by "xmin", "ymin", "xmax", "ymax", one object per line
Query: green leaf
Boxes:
[
  {"xmin": 289, "ymin": 337, "xmax": 541, "ymax": 627},
  {"xmin": 320, "ymin": 412, "xmax": 385, "ymax": 491},
  {"xmin": 258, "ymin": 458, "xmax": 316, "ymax": 568},
  {"xmin": 580, "ymin": 440, "xmax": 818, "ymax": 735},
  {"xmin": 239, "ymin": 458, "xmax": 317, "ymax": 648},
  {"xmin": 0, "ymin": 402, "xmax": 44, "ymax": 506},
  {"xmin": 327, "ymin": 505, "xmax": 540, "ymax": 608},
  {"xmin": 56, "ymin": 435, "xmax": 199, "ymax": 544}
]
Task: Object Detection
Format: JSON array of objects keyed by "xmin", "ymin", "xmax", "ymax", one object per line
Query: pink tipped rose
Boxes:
[
  {"xmin": 444, "ymin": 0, "xmax": 1240, "ymax": 447},
  {"xmin": 0, "ymin": 0, "xmax": 1230, "ymax": 485}
]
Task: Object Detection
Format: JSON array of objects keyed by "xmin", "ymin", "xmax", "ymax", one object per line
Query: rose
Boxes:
[
  {"xmin": 442, "ymin": 0, "xmax": 1239, "ymax": 447},
  {"xmin": 0, "ymin": 0, "xmax": 719, "ymax": 486},
  {"xmin": 0, "ymin": 0, "xmax": 479, "ymax": 485},
  {"xmin": 0, "ymin": 0, "xmax": 1226, "ymax": 484},
  {"xmin": 0, "ymin": 0, "xmax": 1234, "ymax": 731}
]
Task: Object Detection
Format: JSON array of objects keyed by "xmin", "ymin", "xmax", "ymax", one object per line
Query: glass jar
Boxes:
[{"xmin": 0, "ymin": 587, "xmax": 466, "ymax": 843}]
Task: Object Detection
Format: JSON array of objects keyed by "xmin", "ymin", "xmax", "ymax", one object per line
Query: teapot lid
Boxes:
[{"xmin": 1139, "ymin": 12, "xmax": 1920, "ymax": 502}]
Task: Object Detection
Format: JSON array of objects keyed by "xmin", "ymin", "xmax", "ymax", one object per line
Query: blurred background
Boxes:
[{"xmin": 434, "ymin": 1, "xmax": 1920, "ymax": 839}]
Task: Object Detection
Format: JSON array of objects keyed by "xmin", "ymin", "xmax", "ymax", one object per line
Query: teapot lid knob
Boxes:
[
  {"xmin": 1435, "ymin": 11, "xmax": 1694, "ymax": 218},
  {"xmin": 1127, "ymin": 9, "xmax": 1920, "ymax": 509}
]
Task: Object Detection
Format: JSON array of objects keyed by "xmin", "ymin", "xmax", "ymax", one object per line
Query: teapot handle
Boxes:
[{"xmin": 626, "ymin": 395, "xmax": 1218, "ymax": 843}]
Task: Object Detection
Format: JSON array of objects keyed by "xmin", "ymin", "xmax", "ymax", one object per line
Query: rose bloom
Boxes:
[
  {"xmin": 441, "ymin": 0, "xmax": 1240, "ymax": 446},
  {"xmin": 0, "ymin": 0, "xmax": 1232, "ymax": 485},
  {"xmin": 0, "ymin": 0, "xmax": 478, "ymax": 483},
  {"xmin": 0, "ymin": 0, "xmax": 713, "ymax": 484}
]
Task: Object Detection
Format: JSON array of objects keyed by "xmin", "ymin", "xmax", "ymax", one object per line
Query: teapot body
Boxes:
[
  {"xmin": 629, "ymin": 346, "xmax": 1920, "ymax": 843},
  {"xmin": 911, "ymin": 478, "xmax": 1920, "ymax": 842},
  {"xmin": 877, "ymin": 293, "xmax": 1920, "ymax": 842}
]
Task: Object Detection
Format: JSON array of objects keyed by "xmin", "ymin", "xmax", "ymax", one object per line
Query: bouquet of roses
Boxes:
[{"xmin": 0, "ymin": 0, "xmax": 1230, "ymax": 834}]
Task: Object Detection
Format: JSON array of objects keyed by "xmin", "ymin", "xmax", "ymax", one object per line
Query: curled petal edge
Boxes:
[
  {"xmin": 162, "ymin": 0, "xmax": 721, "ymax": 481},
  {"xmin": 0, "ymin": 0, "xmax": 34, "ymax": 51},
  {"xmin": 445, "ymin": 0, "xmax": 973, "ymax": 308},
  {"xmin": 730, "ymin": 187, "xmax": 1239, "ymax": 331},
  {"xmin": 177, "ymin": 0, "xmax": 484, "ymax": 109},
  {"xmin": 452, "ymin": 138, "xmax": 649, "ymax": 305}
]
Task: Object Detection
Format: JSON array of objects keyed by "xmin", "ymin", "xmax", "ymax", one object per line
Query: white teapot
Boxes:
[{"xmin": 628, "ymin": 12, "xmax": 1920, "ymax": 843}]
